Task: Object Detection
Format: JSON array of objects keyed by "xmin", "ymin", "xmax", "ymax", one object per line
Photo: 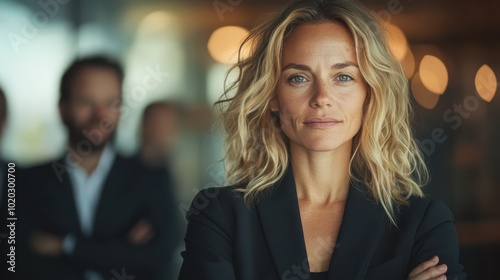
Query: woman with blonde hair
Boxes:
[{"xmin": 179, "ymin": 0, "xmax": 465, "ymax": 279}]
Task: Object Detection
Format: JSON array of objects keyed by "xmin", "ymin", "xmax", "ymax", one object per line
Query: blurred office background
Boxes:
[{"xmin": 0, "ymin": 0, "xmax": 499, "ymax": 278}]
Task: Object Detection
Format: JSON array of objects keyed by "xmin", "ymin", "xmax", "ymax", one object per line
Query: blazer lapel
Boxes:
[
  {"xmin": 48, "ymin": 158, "xmax": 82, "ymax": 235},
  {"xmin": 327, "ymin": 182, "xmax": 388, "ymax": 279},
  {"xmin": 92, "ymin": 155, "xmax": 123, "ymax": 238},
  {"xmin": 256, "ymin": 165, "xmax": 309, "ymax": 279},
  {"xmin": 257, "ymin": 165, "xmax": 388, "ymax": 279}
]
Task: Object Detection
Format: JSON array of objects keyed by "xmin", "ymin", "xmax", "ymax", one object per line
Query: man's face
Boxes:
[{"xmin": 60, "ymin": 66, "xmax": 121, "ymax": 151}]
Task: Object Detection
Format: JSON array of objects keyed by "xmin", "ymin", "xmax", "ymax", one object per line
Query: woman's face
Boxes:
[{"xmin": 271, "ymin": 22, "xmax": 367, "ymax": 153}]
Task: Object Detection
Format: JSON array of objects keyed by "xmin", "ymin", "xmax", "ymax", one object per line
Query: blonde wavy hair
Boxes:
[{"xmin": 216, "ymin": 0, "xmax": 428, "ymax": 225}]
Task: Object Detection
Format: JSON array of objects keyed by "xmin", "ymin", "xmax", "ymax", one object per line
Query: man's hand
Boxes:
[
  {"xmin": 128, "ymin": 219, "xmax": 155, "ymax": 244},
  {"xmin": 408, "ymin": 256, "xmax": 448, "ymax": 280},
  {"xmin": 30, "ymin": 231, "xmax": 63, "ymax": 256}
]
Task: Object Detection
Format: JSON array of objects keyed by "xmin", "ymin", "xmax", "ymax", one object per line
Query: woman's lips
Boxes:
[{"xmin": 303, "ymin": 118, "xmax": 341, "ymax": 128}]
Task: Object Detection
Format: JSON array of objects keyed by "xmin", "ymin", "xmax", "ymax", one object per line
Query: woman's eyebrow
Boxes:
[
  {"xmin": 282, "ymin": 61, "xmax": 359, "ymax": 71},
  {"xmin": 282, "ymin": 63, "xmax": 311, "ymax": 71},
  {"xmin": 331, "ymin": 61, "xmax": 358, "ymax": 69}
]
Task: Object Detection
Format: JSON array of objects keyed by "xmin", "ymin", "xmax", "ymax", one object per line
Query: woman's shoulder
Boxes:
[
  {"xmin": 185, "ymin": 186, "xmax": 247, "ymax": 224},
  {"xmin": 404, "ymin": 195, "xmax": 454, "ymax": 219},
  {"xmin": 190, "ymin": 185, "xmax": 245, "ymax": 207},
  {"xmin": 397, "ymin": 194, "xmax": 456, "ymax": 234}
]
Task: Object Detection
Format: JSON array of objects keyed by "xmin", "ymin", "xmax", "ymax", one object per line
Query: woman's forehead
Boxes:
[{"xmin": 282, "ymin": 23, "xmax": 357, "ymax": 66}]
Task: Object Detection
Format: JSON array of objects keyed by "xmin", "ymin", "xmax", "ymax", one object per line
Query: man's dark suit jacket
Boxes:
[
  {"xmin": 179, "ymin": 166, "xmax": 466, "ymax": 280},
  {"xmin": 17, "ymin": 154, "xmax": 180, "ymax": 280}
]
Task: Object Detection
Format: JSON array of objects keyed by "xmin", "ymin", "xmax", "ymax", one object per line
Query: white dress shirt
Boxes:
[{"xmin": 64, "ymin": 144, "xmax": 116, "ymax": 280}]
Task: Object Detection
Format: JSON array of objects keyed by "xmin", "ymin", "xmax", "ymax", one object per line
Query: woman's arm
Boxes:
[
  {"xmin": 178, "ymin": 187, "xmax": 236, "ymax": 280},
  {"xmin": 408, "ymin": 199, "xmax": 466, "ymax": 279}
]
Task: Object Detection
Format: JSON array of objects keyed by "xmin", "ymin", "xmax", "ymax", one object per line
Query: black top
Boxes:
[
  {"xmin": 310, "ymin": 271, "xmax": 328, "ymax": 280},
  {"xmin": 179, "ymin": 165, "xmax": 466, "ymax": 279}
]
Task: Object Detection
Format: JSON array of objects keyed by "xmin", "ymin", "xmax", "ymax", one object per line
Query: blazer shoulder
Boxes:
[
  {"xmin": 402, "ymin": 195, "xmax": 456, "ymax": 238},
  {"xmin": 187, "ymin": 186, "xmax": 245, "ymax": 216},
  {"xmin": 186, "ymin": 186, "xmax": 246, "ymax": 226},
  {"xmin": 406, "ymin": 195, "xmax": 454, "ymax": 220},
  {"xmin": 17, "ymin": 159, "xmax": 64, "ymax": 185},
  {"xmin": 20, "ymin": 159, "xmax": 61, "ymax": 174}
]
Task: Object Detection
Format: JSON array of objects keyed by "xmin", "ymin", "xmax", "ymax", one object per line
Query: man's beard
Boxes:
[{"xmin": 67, "ymin": 121, "xmax": 116, "ymax": 153}]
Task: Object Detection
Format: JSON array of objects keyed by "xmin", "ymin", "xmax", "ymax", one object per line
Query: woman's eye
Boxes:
[
  {"xmin": 337, "ymin": 74, "xmax": 353, "ymax": 82},
  {"xmin": 288, "ymin": 75, "xmax": 307, "ymax": 84}
]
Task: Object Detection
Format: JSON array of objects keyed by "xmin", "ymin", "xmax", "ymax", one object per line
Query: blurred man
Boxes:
[
  {"xmin": 19, "ymin": 57, "xmax": 179, "ymax": 280},
  {"xmin": 139, "ymin": 101, "xmax": 183, "ymax": 168}
]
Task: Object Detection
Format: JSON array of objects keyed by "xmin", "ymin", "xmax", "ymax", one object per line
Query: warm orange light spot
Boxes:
[
  {"xmin": 411, "ymin": 72, "xmax": 440, "ymax": 109},
  {"xmin": 401, "ymin": 48, "xmax": 415, "ymax": 78},
  {"xmin": 475, "ymin": 64, "xmax": 497, "ymax": 102},
  {"xmin": 208, "ymin": 26, "xmax": 250, "ymax": 64},
  {"xmin": 384, "ymin": 23, "xmax": 408, "ymax": 61},
  {"xmin": 419, "ymin": 55, "xmax": 448, "ymax": 95}
]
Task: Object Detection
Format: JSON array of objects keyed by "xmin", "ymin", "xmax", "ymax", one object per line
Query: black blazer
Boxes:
[
  {"xmin": 179, "ymin": 166, "xmax": 466, "ymax": 280},
  {"xmin": 17, "ymin": 155, "xmax": 180, "ymax": 280}
]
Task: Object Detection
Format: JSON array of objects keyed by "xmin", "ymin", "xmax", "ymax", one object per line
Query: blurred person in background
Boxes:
[
  {"xmin": 18, "ymin": 56, "xmax": 179, "ymax": 280},
  {"xmin": 137, "ymin": 100, "xmax": 185, "ymax": 278},
  {"xmin": 138, "ymin": 101, "xmax": 184, "ymax": 168}
]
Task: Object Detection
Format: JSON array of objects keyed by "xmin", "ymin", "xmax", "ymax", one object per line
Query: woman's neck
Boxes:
[{"xmin": 290, "ymin": 141, "xmax": 352, "ymax": 204}]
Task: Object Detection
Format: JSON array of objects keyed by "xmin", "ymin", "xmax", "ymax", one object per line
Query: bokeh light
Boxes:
[
  {"xmin": 411, "ymin": 72, "xmax": 440, "ymax": 109},
  {"xmin": 384, "ymin": 23, "xmax": 408, "ymax": 61},
  {"xmin": 419, "ymin": 55, "xmax": 448, "ymax": 95},
  {"xmin": 137, "ymin": 11, "xmax": 176, "ymax": 35},
  {"xmin": 475, "ymin": 64, "xmax": 497, "ymax": 102},
  {"xmin": 401, "ymin": 48, "xmax": 415, "ymax": 78},
  {"xmin": 208, "ymin": 26, "xmax": 250, "ymax": 64}
]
